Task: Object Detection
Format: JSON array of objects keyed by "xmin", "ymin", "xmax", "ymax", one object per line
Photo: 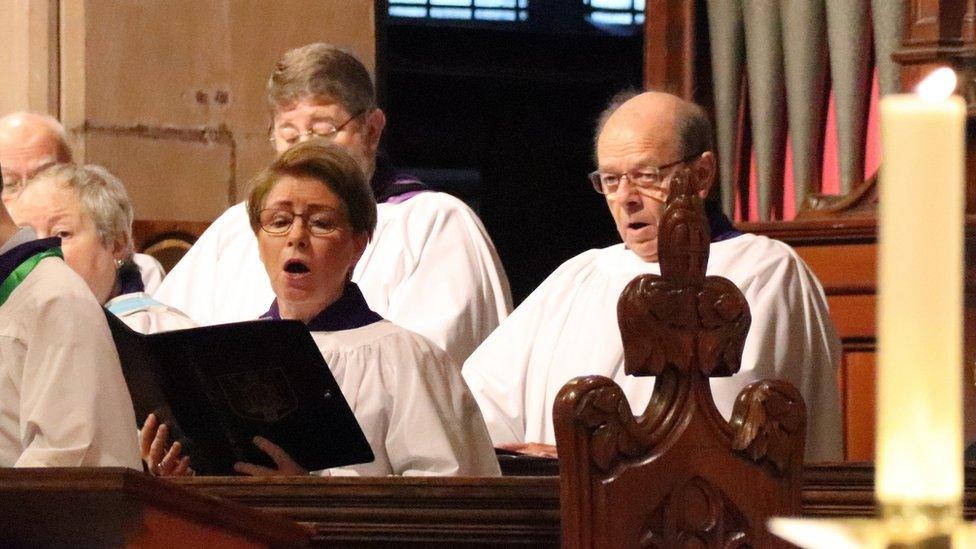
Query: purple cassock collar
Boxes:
[
  {"xmin": 0, "ymin": 236, "xmax": 61, "ymax": 283},
  {"xmin": 706, "ymin": 200, "xmax": 742, "ymax": 243},
  {"xmin": 260, "ymin": 282, "xmax": 383, "ymax": 332},
  {"xmin": 371, "ymin": 156, "xmax": 429, "ymax": 204},
  {"xmin": 116, "ymin": 260, "xmax": 145, "ymax": 295}
]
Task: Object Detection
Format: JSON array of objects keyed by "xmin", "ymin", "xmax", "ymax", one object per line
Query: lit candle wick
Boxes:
[{"xmin": 915, "ymin": 67, "xmax": 958, "ymax": 102}]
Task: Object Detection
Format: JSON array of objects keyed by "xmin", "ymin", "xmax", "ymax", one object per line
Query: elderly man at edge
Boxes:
[
  {"xmin": 0, "ymin": 111, "xmax": 166, "ymax": 293},
  {"xmin": 155, "ymin": 43, "xmax": 512, "ymax": 365},
  {"xmin": 0, "ymin": 168, "xmax": 141, "ymax": 468},
  {"xmin": 462, "ymin": 91, "xmax": 843, "ymax": 461}
]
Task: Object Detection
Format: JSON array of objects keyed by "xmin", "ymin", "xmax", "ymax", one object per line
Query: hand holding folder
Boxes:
[{"xmin": 104, "ymin": 311, "xmax": 374, "ymax": 475}]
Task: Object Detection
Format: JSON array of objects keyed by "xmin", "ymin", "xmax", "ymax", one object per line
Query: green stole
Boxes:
[{"xmin": 0, "ymin": 249, "xmax": 63, "ymax": 307}]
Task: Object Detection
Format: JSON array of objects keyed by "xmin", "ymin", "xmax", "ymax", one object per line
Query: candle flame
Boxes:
[{"xmin": 915, "ymin": 68, "xmax": 958, "ymax": 102}]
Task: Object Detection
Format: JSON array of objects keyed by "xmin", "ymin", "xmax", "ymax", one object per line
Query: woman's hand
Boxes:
[
  {"xmin": 233, "ymin": 436, "xmax": 308, "ymax": 476},
  {"xmin": 140, "ymin": 413, "xmax": 194, "ymax": 476}
]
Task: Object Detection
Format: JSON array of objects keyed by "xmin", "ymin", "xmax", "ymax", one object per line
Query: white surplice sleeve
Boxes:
[
  {"xmin": 357, "ymin": 193, "xmax": 512, "ymax": 366},
  {"xmin": 380, "ymin": 331, "xmax": 500, "ymax": 476},
  {"xmin": 13, "ymin": 260, "xmax": 141, "ymax": 468},
  {"xmin": 462, "ymin": 252, "xmax": 597, "ymax": 446},
  {"xmin": 712, "ymin": 240, "xmax": 843, "ymax": 461},
  {"xmin": 315, "ymin": 322, "xmax": 500, "ymax": 477}
]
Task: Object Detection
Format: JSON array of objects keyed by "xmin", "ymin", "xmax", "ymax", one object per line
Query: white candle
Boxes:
[{"xmin": 876, "ymin": 70, "xmax": 965, "ymax": 507}]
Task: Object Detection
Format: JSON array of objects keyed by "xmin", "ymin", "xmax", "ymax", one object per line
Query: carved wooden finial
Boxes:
[{"xmin": 617, "ymin": 166, "xmax": 751, "ymax": 378}]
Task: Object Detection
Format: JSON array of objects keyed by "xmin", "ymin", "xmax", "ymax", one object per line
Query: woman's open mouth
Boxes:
[{"xmin": 284, "ymin": 259, "xmax": 311, "ymax": 275}]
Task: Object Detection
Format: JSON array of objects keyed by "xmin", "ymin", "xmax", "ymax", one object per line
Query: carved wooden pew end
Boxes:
[{"xmin": 554, "ymin": 169, "xmax": 807, "ymax": 548}]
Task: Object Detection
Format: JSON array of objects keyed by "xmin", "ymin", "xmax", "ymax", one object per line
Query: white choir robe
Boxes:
[
  {"xmin": 105, "ymin": 291, "xmax": 198, "ymax": 334},
  {"xmin": 0, "ymin": 258, "xmax": 142, "ymax": 468},
  {"xmin": 132, "ymin": 253, "xmax": 165, "ymax": 295},
  {"xmin": 310, "ymin": 320, "xmax": 500, "ymax": 476},
  {"xmin": 154, "ymin": 193, "xmax": 513, "ymax": 365},
  {"xmin": 462, "ymin": 234, "xmax": 843, "ymax": 461}
]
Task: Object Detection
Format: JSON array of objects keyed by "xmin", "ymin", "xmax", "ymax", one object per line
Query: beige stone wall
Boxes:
[
  {"xmin": 0, "ymin": 0, "xmax": 58, "ymax": 116},
  {"xmin": 1, "ymin": 0, "xmax": 375, "ymax": 222}
]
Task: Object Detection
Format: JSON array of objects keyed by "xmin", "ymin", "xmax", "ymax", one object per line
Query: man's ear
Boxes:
[
  {"xmin": 363, "ymin": 109, "xmax": 387, "ymax": 157},
  {"xmin": 694, "ymin": 151, "xmax": 717, "ymax": 199}
]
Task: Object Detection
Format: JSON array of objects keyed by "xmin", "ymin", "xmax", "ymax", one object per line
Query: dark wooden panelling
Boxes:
[
  {"xmin": 173, "ymin": 464, "xmax": 976, "ymax": 547},
  {"xmin": 179, "ymin": 475, "xmax": 561, "ymax": 548}
]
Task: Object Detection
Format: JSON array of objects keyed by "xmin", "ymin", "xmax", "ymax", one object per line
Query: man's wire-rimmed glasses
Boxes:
[
  {"xmin": 589, "ymin": 152, "xmax": 702, "ymax": 197},
  {"xmin": 269, "ymin": 109, "xmax": 367, "ymax": 147}
]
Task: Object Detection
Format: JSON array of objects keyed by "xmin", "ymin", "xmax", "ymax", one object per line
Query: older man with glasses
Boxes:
[
  {"xmin": 462, "ymin": 90, "xmax": 843, "ymax": 462},
  {"xmin": 0, "ymin": 112, "xmax": 70, "ymax": 204}
]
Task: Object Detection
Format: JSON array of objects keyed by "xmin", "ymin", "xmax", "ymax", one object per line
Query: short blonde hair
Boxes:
[
  {"xmin": 247, "ymin": 140, "xmax": 376, "ymax": 237},
  {"xmin": 28, "ymin": 163, "xmax": 134, "ymax": 257}
]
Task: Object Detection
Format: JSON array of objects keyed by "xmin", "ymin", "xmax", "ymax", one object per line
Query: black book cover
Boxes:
[{"xmin": 104, "ymin": 311, "xmax": 374, "ymax": 475}]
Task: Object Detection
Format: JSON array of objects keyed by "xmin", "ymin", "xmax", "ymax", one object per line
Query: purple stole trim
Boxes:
[
  {"xmin": 383, "ymin": 189, "xmax": 426, "ymax": 204},
  {"xmin": 260, "ymin": 283, "xmax": 383, "ymax": 332},
  {"xmin": 706, "ymin": 200, "xmax": 743, "ymax": 243},
  {"xmin": 0, "ymin": 237, "xmax": 62, "ymax": 283},
  {"xmin": 371, "ymin": 159, "xmax": 429, "ymax": 204}
]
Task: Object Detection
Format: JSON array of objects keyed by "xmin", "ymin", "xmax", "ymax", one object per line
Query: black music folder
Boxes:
[{"xmin": 104, "ymin": 311, "xmax": 374, "ymax": 475}]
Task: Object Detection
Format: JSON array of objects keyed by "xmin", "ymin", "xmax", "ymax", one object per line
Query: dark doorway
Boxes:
[{"xmin": 381, "ymin": 3, "xmax": 644, "ymax": 303}]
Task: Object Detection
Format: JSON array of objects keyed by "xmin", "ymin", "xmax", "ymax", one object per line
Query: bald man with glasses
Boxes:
[
  {"xmin": 462, "ymin": 91, "xmax": 843, "ymax": 462},
  {"xmin": 0, "ymin": 112, "xmax": 71, "ymax": 203}
]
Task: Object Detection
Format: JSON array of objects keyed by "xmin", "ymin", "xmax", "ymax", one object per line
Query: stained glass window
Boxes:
[
  {"xmin": 583, "ymin": 0, "xmax": 645, "ymax": 25},
  {"xmin": 388, "ymin": 0, "xmax": 529, "ymax": 22}
]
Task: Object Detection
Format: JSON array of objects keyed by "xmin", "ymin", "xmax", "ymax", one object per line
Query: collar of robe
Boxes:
[
  {"xmin": 0, "ymin": 237, "xmax": 63, "ymax": 307},
  {"xmin": 105, "ymin": 292, "xmax": 167, "ymax": 316},
  {"xmin": 706, "ymin": 200, "xmax": 742, "ymax": 243},
  {"xmin": 261, "ymin": 282, "xmax": 383, "ymax": 332},
  {"xmin": 371, "ymin": 155, "xmax": 429, "ymax": 204}
]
